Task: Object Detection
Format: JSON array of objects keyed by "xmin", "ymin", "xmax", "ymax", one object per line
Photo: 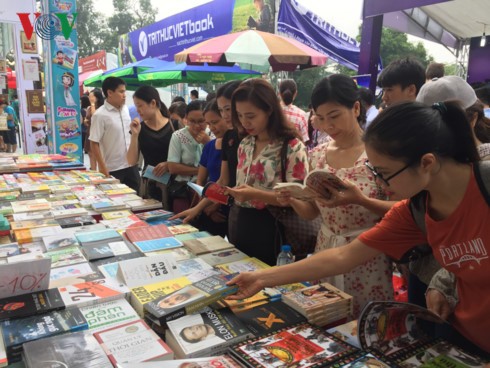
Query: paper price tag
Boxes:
[{"xmin": 0, "ymin": 258, "xmax": 51, "ymax": 298}]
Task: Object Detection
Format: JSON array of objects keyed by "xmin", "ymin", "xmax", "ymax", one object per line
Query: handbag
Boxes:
[
  {"xmin": 167, "ymin": 177, "xmax": 189, "ymax": 199},
  {"xmin": 267, "ymin": 138, "xmax": 321, "ymax": 259}
]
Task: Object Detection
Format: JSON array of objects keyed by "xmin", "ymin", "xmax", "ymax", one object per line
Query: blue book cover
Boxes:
[
  {"xmin": 1, "ymin": 308, "xmax": 88, "ymax": 362},
  {"xmin": 147, "ymin": 217, "xmax": 183, "ymax": 226},
  {"xmin": 143, "ymin": 165, "xmax": 171, "ymax": 185},
  {"xmin": 134, "ymin": 237, "xmax": 183, "ymax": 252},
  {"xmin": 75, "ymin": 229, "xmax": 121, "ymax": 244}
]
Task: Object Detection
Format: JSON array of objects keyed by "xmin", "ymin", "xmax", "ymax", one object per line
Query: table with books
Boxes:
[
  {"xmin": 0, "ymin": 154, "xmax": 85, "ymax": 173},
  {"xmin": 0, "ymin": 173, "xmax": 488, "ymax": 368}
]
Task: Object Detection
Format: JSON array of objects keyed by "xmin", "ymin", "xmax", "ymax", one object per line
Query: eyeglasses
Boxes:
[{"xmin": 364, "ymin": 160, "xmax": 412, "ymax": 187}]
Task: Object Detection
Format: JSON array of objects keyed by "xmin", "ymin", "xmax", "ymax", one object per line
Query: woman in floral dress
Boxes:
[
  {"xmin": 225, "ymin": 79, "xmax": 308, "ymax": 266},
  {"xmin": 278, "ymin": 74, "xmax": 394, "ymax": 317}
]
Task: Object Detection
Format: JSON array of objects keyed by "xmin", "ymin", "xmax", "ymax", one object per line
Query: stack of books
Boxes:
[{"xmin": 282, "ymin": 283, "xmax": 353, "ymax": 326}]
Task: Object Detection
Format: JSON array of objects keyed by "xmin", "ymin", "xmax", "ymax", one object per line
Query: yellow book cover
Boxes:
[
  {"xmin": 101, "ymin": 210, "xmax": 133, "ymax": 220},
  {"xmin": 130, "ymin": 276, "xmax": 192, "ymax": 317},
  {"xmin": 215, "ymin": 257, "xmax": 271, "ymax": 274},
  {"xmin": 168, "ymin": 224, "xmax": 199, "ymax": 235}
]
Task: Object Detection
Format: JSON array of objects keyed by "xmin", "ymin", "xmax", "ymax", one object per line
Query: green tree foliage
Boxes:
[
  {"xmin": 76, "ymin": 0, "xmax": 110, "ymax": 57},
  {"xmin": 380, "ymin": 28, "xmax": 433, "ymax": 67},
  {"xmin": 291, "ymin": 66, "xmax": 329, "ymax": 109}
]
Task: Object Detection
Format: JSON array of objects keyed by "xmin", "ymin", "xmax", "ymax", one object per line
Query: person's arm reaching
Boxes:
[
  {"xmin": 127, "ymin": 118, "xmax": 140, "ymax": 166},
  {"xmin": 227, "ymin": 238, "xmax": 381, "ymax": 299}
]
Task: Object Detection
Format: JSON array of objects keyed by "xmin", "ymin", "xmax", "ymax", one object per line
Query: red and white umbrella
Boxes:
[{"xmin": 175, "ymin": 30, "xmax": 327, "ymax": 72}]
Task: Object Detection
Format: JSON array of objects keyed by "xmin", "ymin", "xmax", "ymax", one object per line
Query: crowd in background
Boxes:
[{"xmin": 80, "ymin": 57, "xmax": 490, "ymax": 355}]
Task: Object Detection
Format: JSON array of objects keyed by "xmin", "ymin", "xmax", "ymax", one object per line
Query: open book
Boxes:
[
  {"xmin": 329, "ymin": 301, "xmax": 489, "ymax": 367},
  {"xmin": 273, "ymin": 169, "xmax": 347, "ymax": 201}
]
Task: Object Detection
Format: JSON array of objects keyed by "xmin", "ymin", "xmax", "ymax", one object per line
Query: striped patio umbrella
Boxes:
[{"xmin": 175, "ymin": 30, "xmax": 327, "ymax": 72}]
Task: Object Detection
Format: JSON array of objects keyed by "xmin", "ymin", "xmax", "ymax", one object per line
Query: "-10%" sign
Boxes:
[{"xmin": 0, "ymin": 258, "xmax": 52, "ymax": 299}]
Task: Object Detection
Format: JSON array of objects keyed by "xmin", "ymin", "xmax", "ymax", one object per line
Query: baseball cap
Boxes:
[{"xmin": 416, "ymin": 76, "xmax": 477, "ymax": 109}]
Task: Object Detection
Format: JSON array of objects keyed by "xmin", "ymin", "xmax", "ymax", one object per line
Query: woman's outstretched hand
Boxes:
[{"xmin": 226, "ymin": 272, "xmax": 265, "ymax": 300}]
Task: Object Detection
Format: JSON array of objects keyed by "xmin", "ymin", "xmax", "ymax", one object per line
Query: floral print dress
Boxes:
[
  {"xmin": 310, "ymin": 142, "xmax": 393, "ymax": 318},
  {"xmin": 236, "ymin": 136, "xmax": 308, "ymax": 208}
]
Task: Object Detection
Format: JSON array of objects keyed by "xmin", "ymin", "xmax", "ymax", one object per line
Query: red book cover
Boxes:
[{"xmin": 125, "ymin": 224, "xmax": 173, "ymax": 242}]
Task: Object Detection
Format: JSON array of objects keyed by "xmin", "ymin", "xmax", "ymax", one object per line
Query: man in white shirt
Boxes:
[
  {"xmin": 89, "ymin": 77, "xmax": 140, "ymax": 191},
  {"xmin": 359, "ymin": 87, "xmax": 379, "ymax": 129}
]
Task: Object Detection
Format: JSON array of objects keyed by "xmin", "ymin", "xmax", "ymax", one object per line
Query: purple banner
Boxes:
[
  {"xmin": 123, "ymin": 0, "xmax": 235, "ymax": 64},
  {"xmin": 277, "ymin": 0, "xmax": 360, "ymax": 70}
]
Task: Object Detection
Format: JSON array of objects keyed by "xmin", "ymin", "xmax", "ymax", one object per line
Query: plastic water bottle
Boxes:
[{"xmin": 276, "ymin": 245, "xmax": 294, "ymax": 266}]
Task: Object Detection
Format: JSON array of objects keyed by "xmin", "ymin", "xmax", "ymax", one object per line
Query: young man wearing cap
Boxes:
[{"xmin": 377, "ymin": 57, "xmax": 426, "ymax": 107}]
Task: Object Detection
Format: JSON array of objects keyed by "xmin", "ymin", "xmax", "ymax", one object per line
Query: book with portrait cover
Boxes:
[
  {"xmin": 23, "ymin": 330, "xmax": 113, "ymax": 368},
  {"xmin": 228, "ymin": 322, "xmax": 360, "ymax": 368},
  {"xmin": 144, "ymin": 273, "xmax": 238, "ymax": 325},
  {"xmin": 94, "ymin": 319, "xmax": 174, "ymax": 364},
  {"xmin": 166, "ymin": 307, "xmax": 253, "ymax": 359},
  {"xmin": 0, "ymin": 288, "xmax": 65, "ymax": 322},
  {"xmin": 81, "ymin": 242, "xmax": 115, "ymax": 261},
  {"xmin": 1, "ymin": 307, "xmax": 88, "ymax": 363},
  {"xmin": 118, "ymin": 355, "xmax": 243, "ymax": 368},
  {"xmin": 130, "ymin": 276, "xmax": 192, "ymax": 317}
]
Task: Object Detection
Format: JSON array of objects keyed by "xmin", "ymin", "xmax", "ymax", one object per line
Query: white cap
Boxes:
[{"xmin": 416, "ymin": 76, "xmax": 477, "ymax": 109}]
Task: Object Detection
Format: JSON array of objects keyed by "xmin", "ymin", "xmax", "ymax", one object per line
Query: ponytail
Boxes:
[
  {"xmin": 365, "ymin": 101, "xmax": 480, "ymax": 164},
  {"xmin": 279, "ymin": 79, "xmax": 297, "ymax": 106},
  {"xmin": 466, "ymin": 100, "xmax": 490, "ymax": 143}
]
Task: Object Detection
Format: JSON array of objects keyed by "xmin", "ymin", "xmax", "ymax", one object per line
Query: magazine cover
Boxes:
[{"xmin": 229, "ymin": 322, "xmax": 359, "ymax": 368}]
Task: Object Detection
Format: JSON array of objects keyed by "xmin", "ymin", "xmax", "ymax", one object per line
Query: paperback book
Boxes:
[
  {"xmin": 133, "ymin": 237, "xmax": 183, "ymax": 253},
  {"xmin": 44, "ymin": 245, "xmax": 87, "ymax": 268},
  {"xmin": 135, "ymin": 209, "xmax": 173, "ymax": 222},
  {"xmin": 117, "ymin": 253, "xmax": 181, "ymax": 288},
  {"xmin": 43, "ymin": 232, "xmax": 80, "ymax": 251},
  {"xmin": 79, "ymin": 298, "xmax": 140, "ymax": 333},
  {"xmin": 273, "ymin": 169, "xmax": 348, "ymax": 201},
  {"xmin": 125, "ymin": 223, "xmax": 173, "ymax": 243},
  {"xmin": 200, "ymin": 248, "xmax": 249, "ymax": 266},
  {"xmin": 118, "ymin": 355, "xmax": 242, "ymax": 368},
  {"xmin": 58, "ymin": 278, "xmax": 130, "ymax": 308},
  {"xmin": 166, "ymin": 307, "xmax": 253, "ymax": 358},
  {"xmin": 55, "ymin": 215, "xmax": 97, "ymax": 228},
  {"xmin": 94, "ymin": 319, "xmax": 174, "ymax": 364},
  {"xmin": 144, "ymin": 273, "xmax": 238, "ymax": 325},
  {"xmin": 23, "ymin": 330, "xmax": 113, "ymax": 368},
  {"xmin": 14, "ymin": 225, "xmax": 62, "ymax": 244},
  {"xmin": 0, "ymin": 289, "xmax": 65, "ymax": 322},
  {"xmin": 1, "ymin": 307, "xmax": 88, "ymax": 363},
  {"xmin": 130, "ymin": 276, "xmax": 192, "ymax": 317},
  {"xmin": 183, "ymin": 235, "xmax": 235, "ymax": 255}
]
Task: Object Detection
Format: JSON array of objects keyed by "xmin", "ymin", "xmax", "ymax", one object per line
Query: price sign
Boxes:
[{"xmin": 0, "ymin": 258, "xmax": 51, "ymax": 298}]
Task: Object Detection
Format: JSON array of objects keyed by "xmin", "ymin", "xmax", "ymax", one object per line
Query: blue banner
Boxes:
[
  {"xmin": 277, "ymin": 0, "xmax": 360, "ymax": 71},
  {"xmin": 43, "ymin": 0, "xmax": 82, "ymax": 161},
  {"xmin": 124, "ymin": 0, "xmax": 236, "ymax": 64}
]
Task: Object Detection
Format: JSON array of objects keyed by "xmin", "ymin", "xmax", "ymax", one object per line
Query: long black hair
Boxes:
[
  {"xmin": 133, "ymin": 85, "xmax": 169, "ymax": 118},
  {"xmin": 279, "ymin": 79, "xmax": 297, "ymax": 106},
  {"xmin": 90, "ymin": 88, "xmax": 104, "ymax": 109},
  {"xmin": 365, "ymin": 101, "xmax": 480, "ymax": 164},
  {"xmin": 311, "ymin": 74, "xmax": 366, "ymax": 126}
]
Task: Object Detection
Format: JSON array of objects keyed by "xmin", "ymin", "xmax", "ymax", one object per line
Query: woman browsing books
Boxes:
[
  {"xmin": 276, "ymin": 74, "xmax": 394, "ymax": 318},
  {"xmin": 84, "ymin": 89, "xmax": 104, "ymax": 171},
  {"xmin": 228, "ymin": 100, "xmax": 490, "ymax": 356},
  {"xmin": 224, "ymin": 79, "xmax": 308, "ymax": 266},
  {"xmin": 127, "ymin": 86, "xmax": 181, "ymax": 202}
]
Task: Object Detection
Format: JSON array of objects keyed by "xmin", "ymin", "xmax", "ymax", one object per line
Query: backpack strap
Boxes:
[
  {"xmin": 409, "ymin": 190, "xmax": 428, "ymax": 234},
  {"xmin": 279, "ymin": 138, "xmax": 291, "ymax": 183},
  {"xmin": 474, "ymin": 161, "xmax": 490, "ymax": 206}
]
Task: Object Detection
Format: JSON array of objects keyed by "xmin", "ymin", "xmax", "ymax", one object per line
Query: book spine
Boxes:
[{"xmin": 185, "ymin": 287, "xmax": 238, "ymax": 316}]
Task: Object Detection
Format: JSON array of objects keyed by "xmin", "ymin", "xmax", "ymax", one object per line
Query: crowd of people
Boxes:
[{"xmin": 81, "ymin": 56, "xmax": 490, "ymax": 355}]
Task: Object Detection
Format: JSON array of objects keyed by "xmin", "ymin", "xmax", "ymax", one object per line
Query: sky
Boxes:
[{"xmin": 94, "ymin": 0, "xmax": 456, "ymax": 63}]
